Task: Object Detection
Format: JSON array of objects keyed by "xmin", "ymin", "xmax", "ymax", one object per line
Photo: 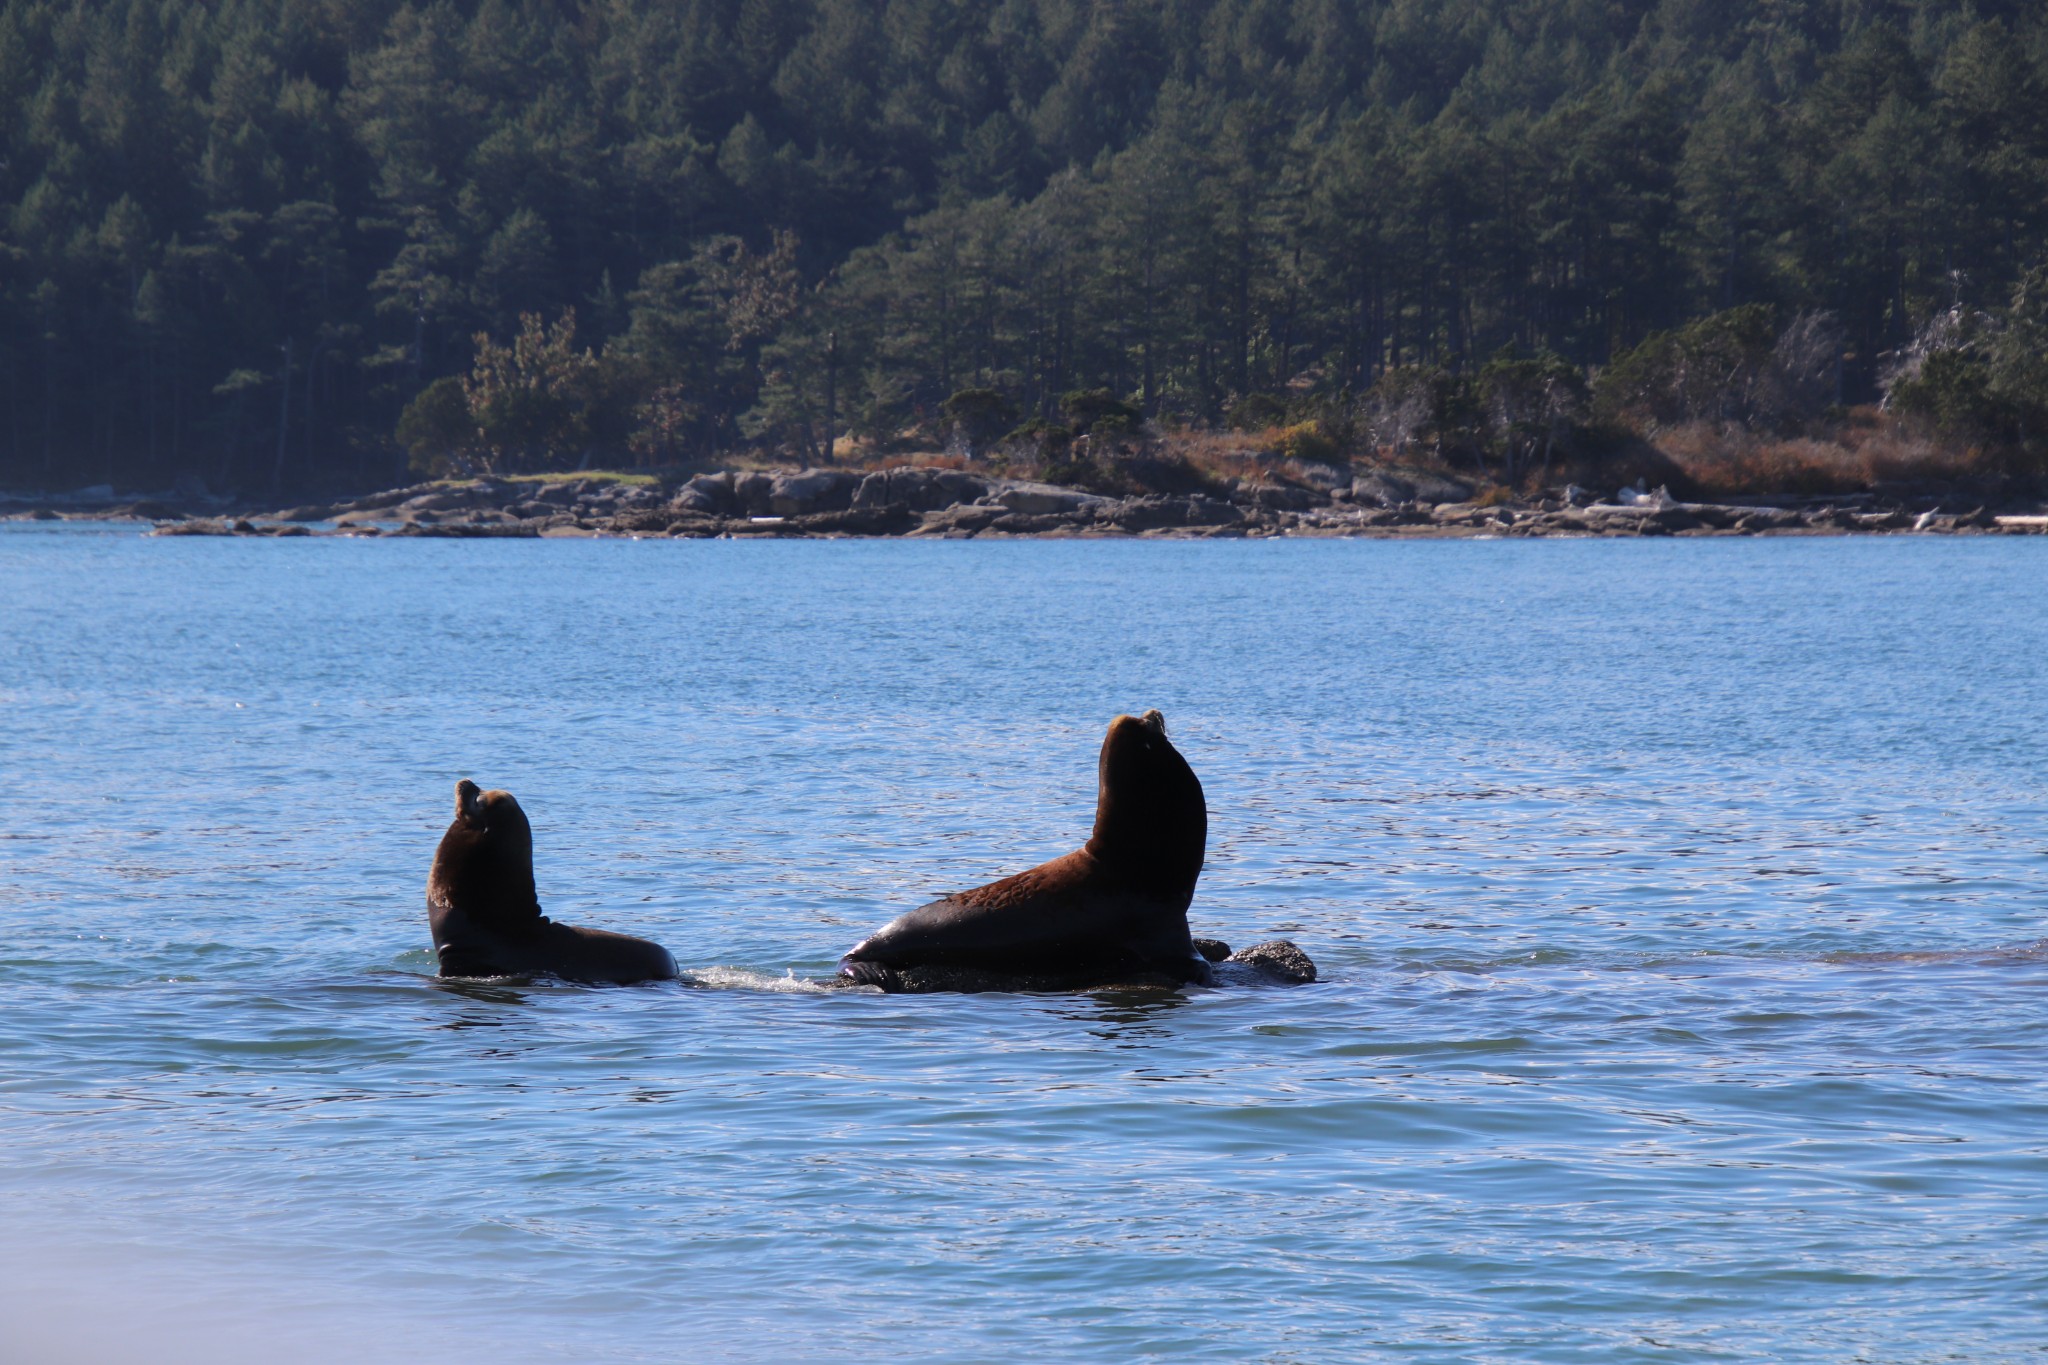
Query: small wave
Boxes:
[{"xmin": 681, "ymin": 965, "xmax": 872, "ymax": 994}]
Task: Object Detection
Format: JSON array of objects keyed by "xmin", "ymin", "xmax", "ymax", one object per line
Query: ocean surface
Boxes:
[{"xmin": 1, "ymin": 523, "xmax": 2044, "ymax": 1363}]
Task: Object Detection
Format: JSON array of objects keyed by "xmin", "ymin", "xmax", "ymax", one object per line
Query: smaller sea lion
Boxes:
[{"xmin": 427, "ymin": 780, "xmax": 677, "ymax": 984}]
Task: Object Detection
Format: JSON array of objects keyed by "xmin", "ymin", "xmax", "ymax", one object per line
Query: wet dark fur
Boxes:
[
  {"xmin": 838, "ymin": 711, "xmax": 1213, "ymax": 993},
  {"xmin": 427, "ymin": 780, "xmax": 677, "ymax": 984}
]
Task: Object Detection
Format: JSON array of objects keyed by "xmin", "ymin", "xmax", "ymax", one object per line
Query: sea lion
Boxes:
[
  {"xmin": 427, "ymin": 780, "xmax": 677, "ymax": 984},
  {"xmin": 838, "ymin": 711, "xmax": 1214, "ymax": 993}
]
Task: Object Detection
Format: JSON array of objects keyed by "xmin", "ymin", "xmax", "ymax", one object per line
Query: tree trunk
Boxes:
[
  {"xmin": 272, "ymin": 337, "xmax": 294, "ymax": 493},
  {"xmin": 822, "ymin": 331, "xmax": 838, "ymax": 464}
]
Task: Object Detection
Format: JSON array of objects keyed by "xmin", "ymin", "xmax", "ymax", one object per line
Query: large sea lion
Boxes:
[
  {"xmin": 838, "ymin": 711, "xmax": 1216, "ymax": 992},
  {"xmin": 427, "ymin": 780, "xmax": 677, "ymax": 984}
]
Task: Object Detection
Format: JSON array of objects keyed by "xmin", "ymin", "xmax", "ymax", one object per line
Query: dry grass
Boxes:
[{"xmin": 1651, "ymin": 411, "xmax": 1986, "ymax": 496}]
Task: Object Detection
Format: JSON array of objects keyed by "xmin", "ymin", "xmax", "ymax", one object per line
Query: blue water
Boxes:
[{"xmin": 2, "ymin": 524, "xmax": 2045, "ymax": 1363}]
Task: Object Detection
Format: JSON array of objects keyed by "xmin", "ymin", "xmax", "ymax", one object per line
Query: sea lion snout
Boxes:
[
  {"xmin": 1139, "ymin": 709, "xmax": 1167, "ymax": 735},
  {"xmin": 454, "ymin": 781, "xmax": 526, "ymax": 834}
]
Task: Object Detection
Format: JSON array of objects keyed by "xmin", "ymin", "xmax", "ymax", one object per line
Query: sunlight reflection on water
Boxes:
[{"xmin": 1, "ymin": 525, "xmax": 2045, "ymax": 1361}]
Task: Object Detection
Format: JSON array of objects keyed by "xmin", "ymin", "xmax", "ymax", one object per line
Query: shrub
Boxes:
[
  {"xmin": 1595, "ymin": 304, "xmax": 1777, "ymax": 426},
  {"xmin": 460, "ymin": 309, "xmax": 599, "ymax": 472},
  {"xmin": 1002, "ymin": 417, "xmax": 1073, "ymax": 454},
  {"xmin": 1273, "ymin": 420, "xmax": 1341, "ymax": 465},
  {"xmin": 1226, "ymin": 393, "xmax": 1287, "ymax": 430},
  {"xmin": 397, "ymin": 376, "xmax": 475, "ymax": 476},
  {"xmin": 941, "ymin": 387, "xmax": 1017, "ymax": 451},
  {"xmin": 1887, "ymin": 348, "xmax": 1999, "ymax": 434},
  {"xmin": 1476, "ymin": 351, "xmax": 1588, "ymax": 481},
  {"xmin": 1361, "ymin": 366, "xmax": 1475, "ymax": 457},
  {"xmin": 1059, "ymin": 388, "xmax": 1143, "ymax": 436}
]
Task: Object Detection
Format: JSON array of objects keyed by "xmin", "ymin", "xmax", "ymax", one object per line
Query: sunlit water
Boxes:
[{"xmin": 2, "ymin": 524, "xmax": 2045, "ymax": 1363}]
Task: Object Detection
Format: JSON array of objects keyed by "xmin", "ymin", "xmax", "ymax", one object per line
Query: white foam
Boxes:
[{"xmin": 681, "ymin": 965, "xmax": 871, "ymax": 994}]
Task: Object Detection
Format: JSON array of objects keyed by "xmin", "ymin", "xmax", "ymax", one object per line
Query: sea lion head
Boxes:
[
  {"xmin": 1086, "ymin": 709, "xmax": 1207, "ymax": 901},
  {"xmin": 453, "ymin": 779, "xmax": 533, "ymax": 856},
  {"xmin": 431, "ymin": 779, "xmax": 540, "ymax": 930}
]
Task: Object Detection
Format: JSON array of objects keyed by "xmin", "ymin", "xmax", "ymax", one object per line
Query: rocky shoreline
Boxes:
[{"xmin": 7, "ymin": 464, "xmax": 2048, "ymax": 539}]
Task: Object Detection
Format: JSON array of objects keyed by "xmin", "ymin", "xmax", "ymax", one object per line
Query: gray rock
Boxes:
[
  {"xmin": 1223, "ymin": 939, "xmax": 1316, "ymax": 984},
  {"xmin": 1347, "ymin": 472, "xmax": 1412, "ymax": 507},
  {"xmin": 911, "ymin": 504, "xmax": 1004, "ymax": 535},
  {"xmin": 850, "ymin": 470, "xmax": 896, "ymax": 509},
  {"xmin": 398, "ymin": 489, "xmax": 482, "ymax": 513},
  {"xmin": 849, "ymin": 466, "xmax": 994, "ymax": 512},
  {"xmin": 931, "ymin": 469, "xmax": 991, "ymax": 506},
  {"xmin": 734, "ymin": 471, "xmax": 775, "ymax": 515},
  {"xmin": 769, "ymin": 467, "xmax": 861, "ymax": 515},
  {"xmin": 1285, "ymin": 461, "xmax": 1350, "ymax": 493},
  {"xmin": 988, "ymin": 510, "xmax": 1091, "ymax": 533},
  {"xmin": 1430, "ymin": 503, "xmax": 1489, "ymax": 525},
  {"xmin": 790, "ymin": 506, "xmax": 919, "ymax": 536},
  {"xmin": 992, "ymin": 480, "xmax": 1111, "ymax": 516},
  {"xmin": 1107, "ymin": 494, "xmax": 1244, "ymax": 530},
  {"xmin": 673, "ymin": 473, "xmax": 734, "ymax": 515},
  {"xmin": 1242, "ymin": 482, "xmax": 1322, "ymax": 511}
]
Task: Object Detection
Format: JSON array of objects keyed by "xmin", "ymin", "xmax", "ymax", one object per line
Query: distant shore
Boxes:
[{"xmin": 6, "ymin": 464, "xmax": 2048, "ymax": 539}]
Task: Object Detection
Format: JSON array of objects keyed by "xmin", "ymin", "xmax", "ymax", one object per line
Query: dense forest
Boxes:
[{"xmin": 3, "ymin": 0, "xmax": 2047, "ymax": 491}]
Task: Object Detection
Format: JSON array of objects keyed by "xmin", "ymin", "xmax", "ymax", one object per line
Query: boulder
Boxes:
[
  {"xmin": 734, "ymin": 471, "xmax": 775, "ymax": 516},
  {"xmin": 1241, "ymin": 482, "xmax": 1321, "ymax": 511},
  {"xmin": 988, "ymin": 510, "xmax": 1093, "ymax": 533},
  {"xmin": 992, "ymin": 480, "xmax": 1111, "ymax": 516},
  {"xmin": 399, "ymin": 489, "xmax": 483, "ymax": 513},
  {"xmin": 849, "ymin": 466, "xmax": 993, "ymax": 512},
  {"xmin": 768, "ymin": 467, "xmax": 861, "ymax": 515},
  {"xmin": 1105, "ymin": 494, "xmax": 1243, "ymax": 530},
  {"xmin": 115, "ymin": 501, "xmax": 189, "ymax": 522},
  {"xmin": 910, "ymin": 504, "xmax": 1004, "ymax": 535},
  {"xmin": 1733, "ymin": 507, "xmax": 1802, "ymax": 531},
  {"xmin": 1227, "ymin": 940, "xmax": 1316, "ymax": 984},
  {"xmin": 1430, "ymin": 503, "xmax": 1489, "ymax": 526},
  {"xmin": 673, "ymin": 472, "xmax": 734, "ymax": 515},
  {"xmin": 1285, "ymin": 461, "xmax": 1350, "ymax": 493},
  {"xmin": 1349, "ymin": 467, "xmax": 1472, "ymax": 508},
  {"xmin": 790, "ymin": 506, "xmax": 919, "ymax": 536}
]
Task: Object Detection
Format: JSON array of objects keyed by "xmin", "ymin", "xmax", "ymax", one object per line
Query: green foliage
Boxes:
[
  {"xmin": 1885, "ymin": 268, "xmax": 2048, "ymax": 446},
  {"xmin": 1596, "ymin": 306, "xmax": 1778, "ymax": 426},
  {"xmin": 1273, "ymin": 421, "xmax": 1341, "ymax": 465},
  {"xmin": 396, "ymin": 377, "xmax": 473, "ymax": 476},
  {"xmin": 1888, "ymin": 349, "xmax": 1999, "ymax": 433},
  {"xmin": 460, "ymin": 310, "xmax": 599, "ymax": 473},
  {"xmin": 1059, "ymin": 389, "xmax": 1143, "ymax": 436},
  {"xmin": 6, "ymin": 0, "xmax": 2048, "ymax": 488},
  {"xmin": 1003, "ymin": 418, "xmax": 1074, "ymax": 455},
  {"xmin": 941, "ymin": 388, "xmax": 1017, "ymax": 450},
  {"xmin": 1228, "ymin": 394, "xmax": 1288, "ymax": 430}
]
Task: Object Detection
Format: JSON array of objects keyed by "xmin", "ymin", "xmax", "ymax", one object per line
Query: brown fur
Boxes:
[
  {"xmin": 427, "ymin": 780, "xmax": 677, "ymax": 985},
  {"xmin": 839, "ymin": 711, "xmax": 1209, "ymax": 991}
]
